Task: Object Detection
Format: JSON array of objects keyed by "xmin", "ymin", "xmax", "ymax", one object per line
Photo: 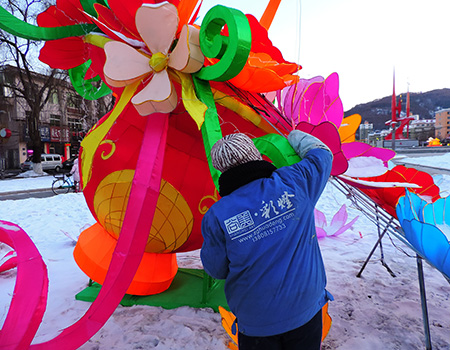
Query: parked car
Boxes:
[
  {"xmin": 441, "ymin": 139, "xmax": 450, "ymax": 146},
  {"xmin": 21, "ymin": 153, "xmax": 63, "ymax": 172},
  {"xmin": 62, "ymin": 156, "xmax": 78, "ymax": 171}
]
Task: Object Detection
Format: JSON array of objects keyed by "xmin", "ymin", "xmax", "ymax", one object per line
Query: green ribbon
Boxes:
[
  {"xmin": 253, "ymin": 133, "xmax": 301, "ymax": 168},
  {"xmin": 79, "ymin": 0, "xmax": 110, "ymax": 17},
  {"xmin": 69, "ymin": 60, "xmax": 111, "ymax": 100},
  {"xmin": 79, "ymin": 0, "xmax": 99, "ymax": 17},
  {"xmin": 0, "ymin": 6, "xmax": 96, "ymax": 41},
  {"xmin": 192, "ymin": 76, "xmax": 222, "ymax": 190},
  {"xmin": 196, "ymin": 5, "xmax": 251, "ymax": 82},
  {"xmin": 191, "ymin": 5, "xmax": 254, "ymax": 188}
]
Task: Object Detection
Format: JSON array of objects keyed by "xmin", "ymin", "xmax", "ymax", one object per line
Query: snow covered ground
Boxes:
[{"xmin": 0, "ymin": 153, "xmax": 449, "ymax": 349}]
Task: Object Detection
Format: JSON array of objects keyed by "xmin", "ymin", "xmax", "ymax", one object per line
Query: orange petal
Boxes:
[
  {"xmin": 230, "ymin": 65, "xmax": 299, "ymax": 92},
  {"xmin": 228, "ymin": 51, "xmax": 299, "ymax": 92},
  {"xmin": 339, "ymin": 114, "xmax": 361, "ymax": 143}
]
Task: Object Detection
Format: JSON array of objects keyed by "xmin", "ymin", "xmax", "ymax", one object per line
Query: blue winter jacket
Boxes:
[{"xmin": 201, "ymin": 148, "xmax": 333, "ymax": 337}]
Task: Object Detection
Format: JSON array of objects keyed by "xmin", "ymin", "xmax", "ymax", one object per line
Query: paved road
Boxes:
[
  {"xmin": 391, "ymin": 160, "xmax": 450, "ymax": 175},
  {"xmin": 1, "ymin": 148, "xmax": 449, "ymax": 200},
  {"xmin": 0, "ymin": 188, "xmax": 55, "ymax": 201}
]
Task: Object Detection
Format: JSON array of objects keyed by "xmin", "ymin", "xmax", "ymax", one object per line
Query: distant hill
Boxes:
[{"xmin": 344, "ymin": 88, "xmax": 450, "ymax": 131}]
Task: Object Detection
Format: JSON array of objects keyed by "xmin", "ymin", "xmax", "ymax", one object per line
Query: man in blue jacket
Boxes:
[{"xmin": 201, "ymin": 131, "xmax": 333, "ymax": 350}]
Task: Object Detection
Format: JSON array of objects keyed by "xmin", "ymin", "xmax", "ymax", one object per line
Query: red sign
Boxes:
[
  {"xmin": 50, "ymin": 127, "xmax": 70, "ymax": 143},
  {"xmin": 0, "ymin": 128, "xmax": 11, "ymax": 138},
  {"xmin": 61, "ymin": 128, "xmax": 70, "ymax": 142},
  {"xmin": 50, "ymin": 127, "xmax": 61, "ymax": 142}
]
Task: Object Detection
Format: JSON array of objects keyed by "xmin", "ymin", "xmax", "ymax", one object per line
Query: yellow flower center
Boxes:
[{"xmin": 149, "ymin": 52, "xmax": 168, "ymax": 73}]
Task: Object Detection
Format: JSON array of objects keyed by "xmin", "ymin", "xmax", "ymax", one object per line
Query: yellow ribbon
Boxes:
[
  {"xmin": 172, "ymin": 70, "xmax": 208, "ymax": 129},
  {"xmin": 80, "ymin": 81, "xmax": 140, "ymax": 188},
  {"xmin": 84, "ymin": 34, "xmax": 112, "ymax": 48}
]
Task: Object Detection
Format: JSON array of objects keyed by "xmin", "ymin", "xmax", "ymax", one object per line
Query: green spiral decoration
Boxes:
[{"xmin": 195, "ymin": 5, "xmax": 251, "ymax": 82}]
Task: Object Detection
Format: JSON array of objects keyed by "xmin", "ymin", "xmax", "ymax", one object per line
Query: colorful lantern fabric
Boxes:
[
  {"xmin": 396, "ymin": 190, "xmax": 450, "ymax": 278},
  {"xmin": 296, "ymin": 121, "xmax": 349, "ymax": 176},
  {"xmin": 103, "ymin": 3, "xmax": 205, "ymax": 116},
  {"xmin": 314, "ymin": 204, "xmax": 359, "ymax": 239},
  {"xmin": 339, "ymin": 114, "xmax": 361, "ymax": 143},
  {"xmin": 13, "ymin": 0, "xmax": 304, "ymax": 303},
  {"xmin": 1, "ymin": 0, "xmax": 445, "ymax": 348},
  {"xmin": 277, "ymin": 73, "xmax": 343, "ymax": 128},
  {"xmin": 358, "ymin": 165, "xmax": 441, "ymax": 218}
]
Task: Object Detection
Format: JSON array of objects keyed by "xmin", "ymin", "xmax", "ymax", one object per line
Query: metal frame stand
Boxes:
[
  {"xmin": 356, "ymin": 214, "xmax": 396, "ymax": 278},
  {"xmin": 331, "ymin": 177, "xmax": 434, "ymax": 349},
  {"xmin": 417, "ymin": 255, "xmax": 432, "ymax": 350}
]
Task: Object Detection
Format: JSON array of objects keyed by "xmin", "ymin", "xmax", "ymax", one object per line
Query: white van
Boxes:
[{"xmin": 21, "ymin": 153, "xmax": 63, "ymax": 172}]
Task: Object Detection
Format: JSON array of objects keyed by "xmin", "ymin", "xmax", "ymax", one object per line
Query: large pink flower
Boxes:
[
  {"xmin": 103, "ymin": 2, "xmax": 204, "ymax": 115},
  {"xmin": 278, "ymin": 73, "xmax": 343, "ymax": 128}
]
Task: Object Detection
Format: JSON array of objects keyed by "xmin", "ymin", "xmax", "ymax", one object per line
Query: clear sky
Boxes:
[{"xmin": 198, "ymin": 0, "xmax": 450, "ymax": 111}]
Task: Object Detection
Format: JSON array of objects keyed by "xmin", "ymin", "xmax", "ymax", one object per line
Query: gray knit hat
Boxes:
[{"xmin": 211, "ymin": 133, "xmax": 262, "ymax": 173}]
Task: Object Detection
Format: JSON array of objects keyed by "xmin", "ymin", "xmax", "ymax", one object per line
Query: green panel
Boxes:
[{"xmin": 75, "ymin": 268, "xmax": 229, "ymax": 312}]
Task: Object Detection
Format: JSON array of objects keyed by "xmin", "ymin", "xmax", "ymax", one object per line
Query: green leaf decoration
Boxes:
[{"xmin": 68, "ymin": 60, "xmax": 112, "ymax": 100}]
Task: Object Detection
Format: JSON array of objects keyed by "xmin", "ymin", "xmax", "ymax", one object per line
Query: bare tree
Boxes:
[{"xmin": 0, "ymin": 0, "xmax": 64, "ymax": 173}]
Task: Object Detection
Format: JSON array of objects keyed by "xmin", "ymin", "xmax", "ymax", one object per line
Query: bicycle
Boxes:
[{"xmin": 52, "ymin": 173, "xmax": 76, "ymax": 195}]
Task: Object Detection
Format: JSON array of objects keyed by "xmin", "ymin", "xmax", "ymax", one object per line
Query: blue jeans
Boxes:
[{"xmin": 237, "ymin": 310, "xmax": 323, "ymax": 350}]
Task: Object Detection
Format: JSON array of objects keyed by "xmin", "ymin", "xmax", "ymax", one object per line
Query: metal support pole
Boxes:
[
  {"xmin": 332, "ymin": 177, "xmax": 438, "ymax": 348},
  {"xmin": 417, "ymin": 255, "xmax": 432, "ymax": 350},
  {"xmin": 356, "ymin": 217, "xmax": 393, "ymax": 278},
  {"xmin": 392, "ymin": 122, "xmax": 396, "ymax": 151},
  {"xmin": 376, "ymin": 206, "xmax": 397, "ymax": 277}
]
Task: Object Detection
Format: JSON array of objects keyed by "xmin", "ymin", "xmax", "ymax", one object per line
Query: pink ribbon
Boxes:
[
  {"xmin": 0, "ymin": 221, "xmax": 48, "ymax": 350},
  {"xmin": 31, "ymin": 113, "xmax": 169, "ymax": 349}
]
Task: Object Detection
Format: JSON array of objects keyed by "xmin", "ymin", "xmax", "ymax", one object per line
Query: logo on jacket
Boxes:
[
  {"xmin": 223, "ymin": 190, "xmax": 297, "ymax": 242},
  {"xmin": 224, "ymin": 210, "xmax": 255, "ymax": 236}
]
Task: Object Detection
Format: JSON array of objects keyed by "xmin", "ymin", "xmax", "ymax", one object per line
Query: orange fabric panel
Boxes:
[{"xmin": 73, "ymin": 223, "xmax": 178, "ymax": 295}]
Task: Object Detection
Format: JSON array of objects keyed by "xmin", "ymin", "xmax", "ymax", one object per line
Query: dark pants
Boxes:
[{"xmin": 238, "ymin": 310, "xmax": 322, "ymax": 350}]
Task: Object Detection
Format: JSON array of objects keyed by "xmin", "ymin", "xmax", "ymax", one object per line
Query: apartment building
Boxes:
[
  {"xmin": 435, "ymin": 108, "xmax": 450, "ymax": 140},
  {"xmin": 0, "ymin": 65, "xmax": 110, "ymax": 170}
]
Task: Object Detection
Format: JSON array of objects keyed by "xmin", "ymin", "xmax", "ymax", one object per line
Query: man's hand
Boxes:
[{"xmin": 288, "ymin": 130, "xmax": 331, "ymax": 159}]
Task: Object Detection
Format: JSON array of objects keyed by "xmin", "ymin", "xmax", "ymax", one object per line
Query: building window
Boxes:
[
  {"xmin": 51, "ymin": 91, "xmax": 58, "ymax": 104},
  {"xmin": 68, "ymin": 117, "xmax": 83, "ymax": 131},
  {"xmin": 3, "ymin": 86, "xmax": 13, "ymax": 97},
  {"xmin": 67, "ymin": 93, "xmax": 82, "ymax": 108},
  {"xmin": 50, "ymin": 114, "xmax": 61, "ymax": 126}
]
